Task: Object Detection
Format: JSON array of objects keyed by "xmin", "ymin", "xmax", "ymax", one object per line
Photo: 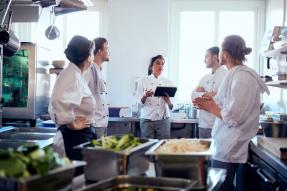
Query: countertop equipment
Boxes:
[
  {"xmin": 75, "ymin": 136, "xmax": 158, "ymax": 182},
  {"xmin": 0, "ymin": 161, "xmax": 86, "ymax": 191},
  {"xmin": 82, "ymin": 175, "xmax": 196, "ymax": 191},
  {"xmin": 260, "ymin": 119, "xmax": 287, "ymax": 138},
  {"xmin": 145, "ymin": 139, "xmax": 211, "ymax": 189}
]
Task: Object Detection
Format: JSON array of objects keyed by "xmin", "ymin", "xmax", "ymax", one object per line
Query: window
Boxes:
[
  {"xmin": 169, "ymin": 0, "xmax": 265, "ymax": 103},
  {"xmin": 12, "ymin": 1, "xmax": 107, "ymax": 60}
]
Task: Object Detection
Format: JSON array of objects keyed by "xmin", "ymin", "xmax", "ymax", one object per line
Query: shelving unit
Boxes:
[
  {"xmin": 262, "ymin": 45, "xmax": 287, "ymax": 57},
  {"xmin": 266, "ymin": 80, "xmax": 287, "ymax": 88},
  {"xmin": 49, "ymin": 68, "xmax": 63, "ymax": 75}
]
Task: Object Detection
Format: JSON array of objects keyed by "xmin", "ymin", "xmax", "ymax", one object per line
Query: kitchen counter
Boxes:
[
  {"xmin": 250, "ymin": 136, "xmax": 287, "ymax": 179},
  {"xmin": 0, "ymin": 126, "xmax": 56, "ymax": 149},
  {"xmin": 109, "ymin": 117, "xmax": 198, "ymax": 123},
  {"xmin": 108, "ymin": 117, "xmax": 198, "ymax": 138}
]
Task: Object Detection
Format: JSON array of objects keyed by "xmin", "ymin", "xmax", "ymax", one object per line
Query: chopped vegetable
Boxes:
[
  {"xmin": 0, "ymin": 144, "xmax": 71, "ymax": 179},
  {"xmin": 91, "ymin": 134, "xmax": 143, "ymax": 151}
]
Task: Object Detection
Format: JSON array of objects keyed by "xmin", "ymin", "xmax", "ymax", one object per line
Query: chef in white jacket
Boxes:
[
  {"xmin": 136, "ymin": 55, "xmax": 173, "ymax": 139},
  {"xmin": 49, "ymin": 35, "xmax": 96, "ymax": 161},
  {"xmin": 191, "ymin": 46, "xmax": 227, "ymax": 138},
  {"xmin": 84, "ymin": 37, "xmax": 110, "ymax": 138},
  {"xmin": 194, "ymin": 35, "xmax": 270, "ymax": 191}
]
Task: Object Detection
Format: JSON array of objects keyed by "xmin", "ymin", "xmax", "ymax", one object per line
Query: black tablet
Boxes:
[{"xmin": 154, "ymin": 86, "xmax": 177, "ymax": 97}]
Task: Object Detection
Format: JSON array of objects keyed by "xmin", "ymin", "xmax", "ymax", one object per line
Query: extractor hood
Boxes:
[
  {"xmin": 0, "ymin": 0, "xmax": 89, "ymax": 22},
  {"xmin": 53, "ymin": 0, "xmax": 87, "ymax": 16}
]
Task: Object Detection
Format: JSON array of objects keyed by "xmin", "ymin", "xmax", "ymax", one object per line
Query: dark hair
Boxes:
[
  {"xmin": 64, "ymin": 35, "xmax": 94, "ymax": 67},
  {"xmin": 207, "ymin": 46, "xmax": 219, "ymax": 55},
  {"xmin": 221, "ymin": 35, "xmax": 252, "ymax": 63},
  {"xmin": 94, "ymin": 37, "xmax": 108, "ymax": 55},
  {"xmin": 148, "ymin": 55, "xmax": 165, "ymax": 75}
]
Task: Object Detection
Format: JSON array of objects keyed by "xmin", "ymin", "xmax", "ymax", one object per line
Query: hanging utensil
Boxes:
[{"xmin": 45, "ymin": 10, "xmax": 60, "ymax": 40}]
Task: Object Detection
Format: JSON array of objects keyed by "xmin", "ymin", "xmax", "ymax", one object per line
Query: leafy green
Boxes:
[
  {"xmin": 0, "ymin": 145, "xmax": 70, "ymax": 178},
  {"xmin": 91, "ymin": 134, "xmax": 143, "ymax": 151}
]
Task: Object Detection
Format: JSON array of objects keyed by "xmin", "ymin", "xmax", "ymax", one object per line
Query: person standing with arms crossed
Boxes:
[{"xmin": 192, "ymin": 46, "xmax": 227, "ymax": 138}]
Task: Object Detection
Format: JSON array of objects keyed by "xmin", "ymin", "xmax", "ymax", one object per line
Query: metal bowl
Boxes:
[
  {"xmin": 260, "ymin": 120, "xmax": 287, "ymax": 138},
  {"xmin": 75, "ymin": 136, "xmax": 158, "ymax": 181},
  {"xmin": 145, "ymin": 139, "xmax": 211, "ymax": 188},
  {"xmin": 82, "ymin": 175, "xmax": 196, "ymax": 191},
  {"xmin": 0, "ymin": 161, "xmax": 85, "ymax": 191}
]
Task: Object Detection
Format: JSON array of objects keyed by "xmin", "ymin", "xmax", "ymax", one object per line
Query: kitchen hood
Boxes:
[{"xmin": 53, "ymin": 0, "xmax": 87, "ymax": 16}]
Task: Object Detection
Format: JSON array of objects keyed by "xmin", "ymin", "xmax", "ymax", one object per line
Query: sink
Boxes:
[
  {"xmin": 11, "ymin": 127, "xmax": 57, "ymax": 133},
  {"xmin": 0, "ymin": 132, "xmax": 55, "ymax": 140},
  {"xmin": 0, "ymin": 140, "xmax": 38, "ymax": 149},
  {"xmin": 0, "ymin": 139, "xmax": 54, "ymax": 149},
  {"xmin": 0, "ymin": 126, "xmax": 57, "ymax": 134}
]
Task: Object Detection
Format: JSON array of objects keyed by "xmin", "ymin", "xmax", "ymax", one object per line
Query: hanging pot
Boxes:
[
  {"xmin": 45, "ymin": 25, "xmax": 60, "ymax": 40},
  {"xmin": 0, "ymin": 30, "xmax": 20, "ymax": 57}
]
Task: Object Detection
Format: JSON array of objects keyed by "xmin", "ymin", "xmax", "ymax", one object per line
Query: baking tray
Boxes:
[
  {"xmin": 0, "ymin": 161, "xmax": 86, "ymax": 191},
  {"xmin": 75, "ymin": 136, "xmax": 158, "ymax": 181},
  {"xmin": 82, "ymin": 175, "xmax": 197, "ymax": 191},
  {"xmin": 145, "ymin": 139, "xmax": 211, "ymax": 189}
]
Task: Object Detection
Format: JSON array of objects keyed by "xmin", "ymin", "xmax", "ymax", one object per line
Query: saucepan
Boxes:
[
  {"xmin": 259, "ymin": 119, "xmax": 287, "ymax": 138},
  {"xmin": 0, "ymin": 29, "xmax": 20, "ymax": 57}
]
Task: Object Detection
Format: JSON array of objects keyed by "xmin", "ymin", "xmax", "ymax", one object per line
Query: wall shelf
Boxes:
[
  {"xmin": 49, "ymin": 68, "xmax": 63, "ymax": 75},
  {"xmin": 266, "ymin": 80, "xmax": 287, "ymax": 88},
  {"xmin": 262, "ymin": 45, "xmax": 287, "ymax": 58}
]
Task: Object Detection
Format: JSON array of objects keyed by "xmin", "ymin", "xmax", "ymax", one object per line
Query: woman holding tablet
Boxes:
[{"xmin": 136, "ymin": 55, "xmax": 174, "ymax": 139}]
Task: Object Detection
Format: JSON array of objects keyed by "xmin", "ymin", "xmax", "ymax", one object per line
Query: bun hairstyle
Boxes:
[
  {"xmin": 64, "ymin": 35, "xmax": 94, "ymax": 67},
  {"xmin": 148, "ymin": 55, "xmax": 165, "ymax": 75},
  {"xmin": 221, "ymin": 35, "xmax": 252, "ymax": 63}
]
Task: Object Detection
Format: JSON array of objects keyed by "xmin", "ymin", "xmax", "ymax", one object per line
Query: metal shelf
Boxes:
[
  {"xmin": 266, "ymin": 80, "xmax": 287, "ymax": 88},
  {"xmin": 262, "ymin": 45, "xmax": 287, "ymax": 58},
  {"xmin": 49, "ymin": 68, "xmax": 63, "ymax": 75}
]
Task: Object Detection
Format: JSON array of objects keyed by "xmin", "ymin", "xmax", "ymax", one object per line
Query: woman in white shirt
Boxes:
[
  {"xmin": 49, "ymin": 35, "xmax": 96, "ymax": 161},
  {"xmin": 193, "ymin": 35, "xmax": 269, "ymax": 191},
  {"xmin": 136, "ymin": 55, "xmax": 173, "ymax": 139}
]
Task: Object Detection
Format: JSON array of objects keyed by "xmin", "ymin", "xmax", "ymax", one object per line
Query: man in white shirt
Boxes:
[
  {"xmin": 193, "ymin": 35, "xmax": 269, "ymax": 191},
  {"xmin": 85, "ymin": 37, "xmax": 110, "ymax": 138},
  {"xmin": 192, "ymin": 46, "xmax": 227, "ymax": 138}
]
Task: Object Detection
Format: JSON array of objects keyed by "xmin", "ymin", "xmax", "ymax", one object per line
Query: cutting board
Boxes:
[{"xmin": 257, "ymin": 136, "xmax": 287, "ymax": 159}]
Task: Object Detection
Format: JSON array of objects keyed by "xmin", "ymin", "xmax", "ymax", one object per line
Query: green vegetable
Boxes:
[
  {"xmin": 0, "ymin": 145, "xmax": 71, "ymax": 178},
  {"xmin": 91, "ymin": 134, "xmax": 142, "ymax": 151},
  {"xmin": 0, "ymin": 158, "xmax": 26, "ymax": 177}
]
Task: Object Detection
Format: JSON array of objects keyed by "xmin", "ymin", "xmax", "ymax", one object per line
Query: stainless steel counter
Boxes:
[
  {"xmin": 109, "ymin": 117, "xmax": 198, "ymax": 123},
  {"xmin": 0, "ymin": 126, "xmax": 56, "ymax": 149},
  {"xmin": 250, "ymin": 136, "xmax": 287, "ymax": 178}
]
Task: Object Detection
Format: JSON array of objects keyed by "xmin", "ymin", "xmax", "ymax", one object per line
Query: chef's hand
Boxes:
[
  {"xmin": 193, "ymin": 97, "xmax": 222, "ymax": 118},
  {"xmin": 141, "ymin": 90, "xmax": 154, "ymax": 104},
  {"xmin": 163, "ymin": 93, "xmax": 173, "ymax": 109},
  {"xmin": 202, "ymin": 91, "xmax": 216, "ymax": 100},
  {"xmin": 195, "ymin": 87, "xmax": 205, "ymax": 92},
  {"xmin": 67, "ymin": 116, "xmax": 90, "ymax": 130}
]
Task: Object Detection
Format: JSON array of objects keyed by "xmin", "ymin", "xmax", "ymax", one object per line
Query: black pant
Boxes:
[
  {"xmin": 211, "ymin": 159, "xmax": 240, "ymax": 191},
  {"xmin": 58, "ymin": 125, "xmax": 96, "ymax": 161}
]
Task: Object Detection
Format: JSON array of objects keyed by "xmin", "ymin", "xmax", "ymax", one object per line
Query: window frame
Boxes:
[{"xmin": 168, "ymin": 0, "xmax": 266, "ymax": 103}]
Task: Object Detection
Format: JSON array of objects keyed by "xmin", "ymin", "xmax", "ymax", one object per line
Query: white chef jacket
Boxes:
[
  {"xmin": 49, "ymin": 63, "xmax": 96, "ymax": 126},
  {"xmin": 211, "ymin": 65, "xmax": 269, "ymax": 163},
  {"xmin": 136, "ymin": 74, "xmax": 172, "ymax": 121},
  {"xmin": 191, "ymin": 66, "xmax": 227, "ymax": 129},
  {"xmin": 84, "ymin": 64, "xmax": 109, "ymax": 128}
]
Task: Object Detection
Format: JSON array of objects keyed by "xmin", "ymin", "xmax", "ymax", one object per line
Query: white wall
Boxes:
[{"xmin": 106, "ymin": 0, "xmax": 169, "ymax": 106}]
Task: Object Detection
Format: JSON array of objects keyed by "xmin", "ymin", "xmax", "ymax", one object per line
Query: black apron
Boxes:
[{"xmin": 58, "ymin": 125, "xmax": 96, "ymax": 161}]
